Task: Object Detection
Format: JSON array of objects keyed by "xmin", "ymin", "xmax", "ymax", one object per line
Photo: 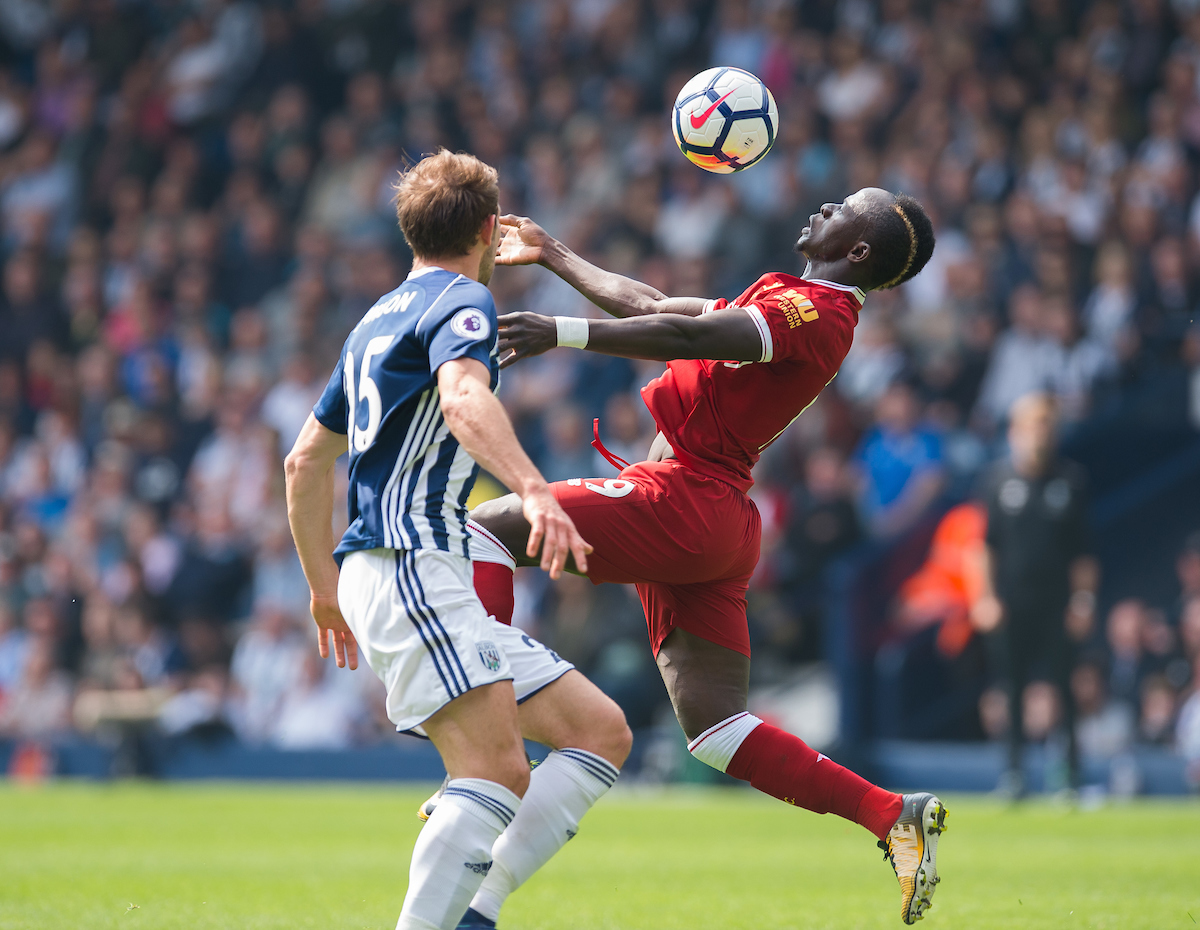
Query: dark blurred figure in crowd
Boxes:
[
  {"xmin": 973, "ymin": 393, "xmax": 1097, "ymax": 795},
  {"xmin": 780, "ymin": 447, "xmax": 862, "ymax": 658},
  {"xmin": 1172, "ymin": 534, "xmax": 1200, "ymax": 626}
]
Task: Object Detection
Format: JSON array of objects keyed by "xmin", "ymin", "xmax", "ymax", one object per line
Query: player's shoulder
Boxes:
[
  {"xmin": 735, "ymin": 271, "xmax": 803, "ymax": 306},
  {"xmin": 411, "ymin": 271, "xmax": 495, "ymax": 336},
  {"xmin": 444, "ymin": 274, "xmax": 495, "ymax": 311}
]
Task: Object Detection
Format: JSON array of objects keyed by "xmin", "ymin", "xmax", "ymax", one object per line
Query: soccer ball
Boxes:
[{"xmin": 671, "ymin": 67, "xmax": 778, "ymax": 174}]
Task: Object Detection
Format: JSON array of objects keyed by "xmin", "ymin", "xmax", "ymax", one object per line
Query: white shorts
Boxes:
[{"xmin": 338, "ymin": 547, "xmax": 574, "ymax": 734}]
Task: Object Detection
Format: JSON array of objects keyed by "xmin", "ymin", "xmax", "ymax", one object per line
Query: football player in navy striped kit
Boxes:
[{"xmin": 285, "ymin": 151, "xmax": 631, "ymax": 930}]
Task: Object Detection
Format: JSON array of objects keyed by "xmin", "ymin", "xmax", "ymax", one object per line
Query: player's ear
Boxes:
[
  {"xmin": 481, "ymin": 213, "xmax": 499, "ymax": 247},
  {"xmin": 847, "ymin": 240, "xmax": 871, "ymax": 265}
]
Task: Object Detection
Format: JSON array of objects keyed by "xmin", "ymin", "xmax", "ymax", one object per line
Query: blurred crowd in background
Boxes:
[{"xmin": 0, "ymin": 0, "xmax": 1198, "ymax": 786}]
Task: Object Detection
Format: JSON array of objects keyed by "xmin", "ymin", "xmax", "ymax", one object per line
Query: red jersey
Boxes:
[{"xmin": 641, "ymin": 273, "xmax": 863, "ymax": 492}]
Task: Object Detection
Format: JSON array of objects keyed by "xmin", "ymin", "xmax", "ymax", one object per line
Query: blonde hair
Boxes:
[{"xmin": 879, "ymin": 204, "xmax": 918, "ymax": 290}]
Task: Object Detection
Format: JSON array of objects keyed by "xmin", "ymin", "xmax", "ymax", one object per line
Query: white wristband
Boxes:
[{"xmin": 555, "ymin": 316, "xmax": 590, "ymax": 349}]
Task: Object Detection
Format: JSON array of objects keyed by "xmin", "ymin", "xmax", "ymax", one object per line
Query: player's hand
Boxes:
[
  {"xmin": 311, "ymin": 592, "xmax": 359, "ymax": 670},
  {"xmin": 521, "ymin": 487, "xmax": 592, "ymax": 579},
  {"xmin": 496, "ymin": 215, "xmax": 551, "ymax": 266},
  {"xmin": 498, "ymin": 312, "xmax": 557, "ymax": 368}
]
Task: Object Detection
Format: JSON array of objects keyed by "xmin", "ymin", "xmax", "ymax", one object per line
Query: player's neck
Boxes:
[
  {"xmin": 411, "ymin": 252, "xmax": 484, "ymax": 282},
  {"xmin": 800, "ymin": 258, "xmax": 868, "ymax": 292}
]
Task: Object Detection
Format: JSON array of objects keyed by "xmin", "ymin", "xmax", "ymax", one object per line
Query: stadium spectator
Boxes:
[
  {"xmin": 0, "ymin": 601, "xmax": 29, "ymax": 695},
  {"xmin": 1178, "ymin": 654, "xmax": 1200, "ymax": 790},
  {"xmin": 1139, "ymin": 675, "xmax": 1178, "ymax": 746},
  {"xmin": 270, "ymin": 651, "xmax": 366, "ymax": 751},
  {"xmin": 892, "ymin": 502, "xmax": 987, "ymax": 659},
  {"xmin": 1173, "ymin": 534, "xmax": 1200, "ymax": 625},
  {"xmin": 778, "ymin": 447, "xmax": 862, "ymax": 655},
  {"xmin": 852, "ymin": 381, "xmax": 945, "ymax": 540},
  {"xmin": 0, "ymin": 637, "xmax": 71, "ymax": 740},
  {"xmin": 1042, "ymin": 294, "xmax": 1116, "ymax": 423},
  {"xmin": 1071, "ymin": 661, "xmax": 1135, "ymax": 760},
  {"xmin": 973, "ymin": 284, "xmax": 1056, "ymax": 430},
  {"xmin": 1107, "ymin": 599, "xmax": 1153, "ymax": 708},
  {"xmin": 228, "ymin": 602, "xmax": 306, "ymax": 745}
]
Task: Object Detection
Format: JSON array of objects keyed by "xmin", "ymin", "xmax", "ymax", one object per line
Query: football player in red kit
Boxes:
[{"xmin": 457, "ymin": 188, "xmax": 945, "ymax": 927}]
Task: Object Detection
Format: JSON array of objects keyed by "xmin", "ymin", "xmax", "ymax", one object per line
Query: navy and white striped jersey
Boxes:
[{"xmin": 313, "ymin": 266, "xmax": 499, "ymax": 561}]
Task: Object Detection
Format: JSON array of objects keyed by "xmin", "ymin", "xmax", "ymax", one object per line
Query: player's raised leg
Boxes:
[
  {"xmin": 658, "ymin": 627, "xmax": 947, "ymax": 925},
  {"xmin": 657, "ymin": 628, "xmax": 901, "ymax": 833},
  {"xmin": 459, "ymin": 669, "xmax": 632, "ymax": 929}
]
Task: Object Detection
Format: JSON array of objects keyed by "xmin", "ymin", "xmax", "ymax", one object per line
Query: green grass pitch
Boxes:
[{"xmin": 2, "ymin": 782, "xmax": 1198, "ymax": 929}]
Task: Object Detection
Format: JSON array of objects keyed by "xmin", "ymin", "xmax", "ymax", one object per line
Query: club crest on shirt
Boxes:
[
  {"xmin": 476, "ymin": 640, "xmax": 502, "ymax": 672},
  {"xmin": 451, "ymin": 308, "xmax": 490, "ymax": 341},
  {"xmin": 778, "ymin": 290, "xmax": 818, "ymax": 328}
]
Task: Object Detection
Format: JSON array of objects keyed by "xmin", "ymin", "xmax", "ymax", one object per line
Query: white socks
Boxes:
[
  {"xmin": 687, "ymin": 711, "xmax": 763, "ymax": 773},
  {"xmin": 396, "ymin": 778, "xmax": 521, "ymax": 930},
  {"xmin": 468, "ymin": 749, "xmax": 620, "ymax": 921}
]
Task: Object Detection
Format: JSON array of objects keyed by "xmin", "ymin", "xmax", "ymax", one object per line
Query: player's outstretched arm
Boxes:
[
  {"xmin": 284, "ymin": 414, "xmax": 359, "ymax": 670},
  {"xmin": 437, "ymin": 357, "xmax": 592, "ymax": 579},
  {"xmin": 498, "ymin": 307, "xmax": 764, "ymax": 366},
  {"xmin": 496, "ymin": 214, "xmax": 708, "ymax": 318}
]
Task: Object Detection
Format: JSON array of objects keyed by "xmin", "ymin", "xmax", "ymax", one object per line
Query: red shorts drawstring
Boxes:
[{"xmin": 591, "ymin": 418, "xmax": 631, "ymax": 471}]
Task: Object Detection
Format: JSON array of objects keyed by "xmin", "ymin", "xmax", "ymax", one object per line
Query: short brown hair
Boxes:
[{"xmin": 394, "ymin": 150, "xmax": 499, "ymax": 259}]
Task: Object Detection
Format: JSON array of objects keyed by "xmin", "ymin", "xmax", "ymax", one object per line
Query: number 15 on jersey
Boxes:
[{"xmin": 344, "ymin": 335, "xmax": 396, "ymax": 453}]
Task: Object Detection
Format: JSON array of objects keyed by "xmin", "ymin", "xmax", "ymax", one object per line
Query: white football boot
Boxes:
[{"xmin": 878, "ymin": 792, "xmax": 948, "ymax": 924}]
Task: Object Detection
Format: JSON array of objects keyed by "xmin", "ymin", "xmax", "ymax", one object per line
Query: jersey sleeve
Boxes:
[
  {"xmin": 703, "ymin": 297, "xmax": 774, "ymax": 363},
  {"xmin": 750, "ymin": 290, "xmax": 841, "ymax": 364},
  {"xmin": 312, "ymin": 353, "xmax": 348, "ymax": 434},
  {"xmin": 421, "ymin": 285, "xmax": 497, "ymax": 374}
]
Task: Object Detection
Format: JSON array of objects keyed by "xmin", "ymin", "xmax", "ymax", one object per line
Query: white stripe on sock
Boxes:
[
  {"xmin": 468, "ymin": 750, "xmax": 619, "ymax": 921},
  {"xmin": 687, "ymin": 712, "xmax": 764, "ymax": 773},
  {"xmin": 467, "ymin": 520, "xmax": 517, "ymax": 572}
]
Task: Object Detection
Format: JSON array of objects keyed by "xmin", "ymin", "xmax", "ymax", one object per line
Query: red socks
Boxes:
[
  {"xmin": 724, "ymin": 723, "xmax": 902, "ymax": 840},
  {"xmin": 473, "ymin": 560, "xmax": 515, "ymax": 626}
]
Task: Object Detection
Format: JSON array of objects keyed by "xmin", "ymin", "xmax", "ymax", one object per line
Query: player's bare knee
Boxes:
[
  {"xmin": 556, "ymin": 693, "xmax": 631, "ymax": 766},
  {"xmin": 492, "ymin": 747, "xmax": 532, "ymax": 797},
  {"xmin": 669, "ymin": 685, "xmax": 746, "ymax": 743},
  {"xmin": 587, "ymin": 699, "xmax": 633, "ymax": 767}
]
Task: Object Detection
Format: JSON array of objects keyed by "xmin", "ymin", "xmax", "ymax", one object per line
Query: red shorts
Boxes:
[{"xmin": 549, "ymin": 460, "xmax": 761, "ymax": 657}]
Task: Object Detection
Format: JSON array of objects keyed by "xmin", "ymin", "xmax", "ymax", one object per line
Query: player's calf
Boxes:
[
  {"xmin": 399, "ymin": 683, "xmax": 528, "ymax": 930},
  {"xmin": 463, "ymin": 672, "xmax": 629, "ymax": 926}
]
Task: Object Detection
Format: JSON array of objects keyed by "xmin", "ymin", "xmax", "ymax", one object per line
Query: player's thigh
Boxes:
[
  {"xmin": 647, "ymin": 578, "xmax": 753, "ymax": 743},
  {"xmin": 640, "ymin": 575, "xmax": 753, "ymax": 659},
  {"xmin": 422, "ymin": 680, "xmax": 529, "ymax": 794},
  {"xmin": 472, "ymin": 479, "xmax": 652, "ymax": 580},
  {"xmin": 656, "ymin": 629, "xmax": 751, "ymax": 741},
  {"xmin": 517, "ymin": 668, "xmax": 632, "ymax": 768},
  {"xmin": 338, "ymin": 548, "xmax": 520, "ymax": 737},
  {"xmin": 469, "ymin": 493, "xmax": 531, "ymax": 564}
]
